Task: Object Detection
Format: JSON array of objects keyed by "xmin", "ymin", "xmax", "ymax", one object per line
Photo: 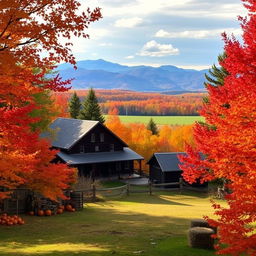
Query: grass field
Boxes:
[
  {"xmin": 105, "ymin": 115, "xmax": 204, "ymax": 125},
  {"xmin": 0, "ymin": 191, "xmax": 220, "ymax": 256}
]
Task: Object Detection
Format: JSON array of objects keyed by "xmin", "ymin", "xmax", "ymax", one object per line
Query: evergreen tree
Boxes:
[
  {"xmin": 204, "ymin": 52, "xmax": 229, "ymax": 88},
  {"xmin": 147, "ymin": 118, "xmax": 158, "ymax": 135},
  {"xmin": 203, "ymin": 52, "xmax": 229, "ymax": 105},
  {"xmin": 79, "ymin": 88, "xmax": 105, "ymax": 123},
  {"xmin": 69, "ymin": 92, "xmax": 81, "ymax": 119}
]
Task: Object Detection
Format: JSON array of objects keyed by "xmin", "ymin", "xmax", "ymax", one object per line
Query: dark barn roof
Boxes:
[
  {"xmin": 57, "ymin": 147, "xmax": 144, "ymax": 165},
  {"xmin": 42, "ymin": 117, "xmax": 127, "ymax": 150},
  {"xmin": 147, "ymin": 152, "xmax": 187, "ymax": 172}
]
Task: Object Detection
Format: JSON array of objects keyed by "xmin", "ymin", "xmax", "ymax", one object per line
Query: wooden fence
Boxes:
[
  {"xmin": 73, "ymin": 178, "xmax": 207, "ymax": 203},
  {"xmin": 1, "ymin": 179, "xmax": 208, "ymax": 214}
]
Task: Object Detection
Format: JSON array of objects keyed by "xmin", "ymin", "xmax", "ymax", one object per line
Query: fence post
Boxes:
[
  {"xmin": 149, "ymin": 181, "xmax": 152, "ymax": 196},
  {"xmin": 92, "ymin": 184, "xmax": 96, "ymax": 202},
  {"xmin": 179, "ymin": 178, "xmax": 183, "ymax": 193},
  {"xmin": 126, "ymin": 183, "xmax": 130, "ymax": 196}
]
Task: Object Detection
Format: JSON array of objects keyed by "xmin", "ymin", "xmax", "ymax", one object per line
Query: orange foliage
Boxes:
[
  {"xmin": 53, "ymin": 90, "xmax": 205, "ymax": 117},
  {"xmin": 105, "ymin": 112, "xmax": 194, "ymax": 172},
  {"xmin": 0, "ymin": 0, "xmax": 101, "ymax": 200}
]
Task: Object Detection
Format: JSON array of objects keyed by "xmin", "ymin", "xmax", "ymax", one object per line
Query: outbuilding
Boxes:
[{"xmin": 147, "ymin": 152, "xmax": 207, "ymax": 188}]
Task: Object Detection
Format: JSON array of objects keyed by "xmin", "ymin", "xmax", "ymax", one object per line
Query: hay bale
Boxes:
[
  {"xmin": 191, "ymin": 218, "xmax": 209, "ymax": 228},
  {"xmin": 190, "ymin": 218, "xmax": 217, "ymax": 233},
  {"xmin": 188, "ymin": 227, "xmax": 215, "ymax": 249}
]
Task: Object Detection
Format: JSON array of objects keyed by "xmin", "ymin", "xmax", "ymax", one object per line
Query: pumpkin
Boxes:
[
  {"xmin": 57, "ymin": 208, "xmax": 63, "ymax": 214},
  {"xmin": 44, "ymin": 210, "xmax": 52, "ymax": 216},
  {"xmin": 37, "ymin": 210, "xmax": 44, "ymax": 216},
  {"xmin": 65, "ymin": 204, "xmax": 72, "ymax": 211},
  {"xmin": 28, "ymin": 211, "xmax": 34, "ymax": 216},
  {"xmin": 71, "ymin": 208, "xmax": 76, "ymax": 212}
]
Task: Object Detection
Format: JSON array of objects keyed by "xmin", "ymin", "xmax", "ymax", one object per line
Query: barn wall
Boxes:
[
  {"xmin": 77, "ymin": 160, "xmax": 134, "ymax": 179},
  {"xmin": 149, "ymin": 158, "xmax": 164, "ymax": 183},
  {"xmin": 164, "ymin": 171, "xmax": 182, "ymax": 183},
  {"xmin": 70, "ymin": 124, "xmax": 125, "ymax": 154}
]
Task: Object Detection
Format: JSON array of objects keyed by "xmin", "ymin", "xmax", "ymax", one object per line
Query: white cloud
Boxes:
[
  {"xmin": 125, "ymin": 55, "xmax": 135, "ymax": 59},
  {"xmin": 99, "ymin": 42, "xmax": 113, "ymax": 46},
  {"xmin": 155, "ymin": 28, "xmax": 242, "ymax": 39},
  {"xmin": 137, "ymin": 40, "xmax": 179, "ymax": 57},
  {"xmin": 86, "ymin": 28, "xmax": 109, "ymax": 40},
  {"xmin": 82, "ymin": 0, "xmax": 244, "ymax": 19},
  {"xmin": 114, "ymin": 17, "xmax": 143, "ymax": 28}
]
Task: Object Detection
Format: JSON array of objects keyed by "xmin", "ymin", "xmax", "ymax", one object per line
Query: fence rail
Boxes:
[{"xmin": 73, "ymin": 178, "xmax": 194, "ymax": 203}]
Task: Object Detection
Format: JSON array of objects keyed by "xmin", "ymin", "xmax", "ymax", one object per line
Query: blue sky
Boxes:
[{"xmin": 68, "ymin": 0, "xmax": 245, "ymax": 70}]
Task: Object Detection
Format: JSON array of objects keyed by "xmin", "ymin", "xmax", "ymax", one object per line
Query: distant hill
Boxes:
[{"xmin": 56, "ymin": 59, "xmax": 208, "ymax": 92}]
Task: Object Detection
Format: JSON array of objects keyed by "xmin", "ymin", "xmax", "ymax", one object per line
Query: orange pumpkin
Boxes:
[
  {"xmin": 28, "ymin": 211, "xmax": 34, "ymax": 216},
  {"xmin": 71, "ymin": 208, "xmax": 76, "ymax": 212},
  {"xmin": 65, "ymin": 204, "xmax": 72, "ymax": 211},
  {"xmin": 44, "ymin": 210, "xmax": 52, "ymax": 216},
  {"xmin": 17, "ymin": 219, "xmax": 23, "ymax": 224},
  {"xmin": 37, "ymin": 210, "xmax": 44, "ymax": 216},
  {"xmin": 57, "ymin": 208, "xmax": 63, "ymax": 214}
]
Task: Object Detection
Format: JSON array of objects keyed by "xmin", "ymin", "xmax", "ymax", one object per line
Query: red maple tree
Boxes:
[
  {"xmin": 0, "ymin": 0, "xmax": 102, "ymax": 200},
  {"xmin": 179, "ymin": 0, "xmax": 256, "ymax": 255}
]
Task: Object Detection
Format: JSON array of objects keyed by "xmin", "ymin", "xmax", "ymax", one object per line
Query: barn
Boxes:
[
  {"xmin": 43, "ymin": 118, "xmax": 144, "ymax": 180},
  {"xmin": 147, "ymin": 152, "xmax": 207, "ymax": 188}
]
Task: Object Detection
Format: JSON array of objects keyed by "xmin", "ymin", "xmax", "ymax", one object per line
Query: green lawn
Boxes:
[
  {"xmin": 0, "ymin": 191, "xmax": 219, "ymax": 256},
  {"xmin": 105, "ymin": 115, "xmax": 204, "ymax": 125}
]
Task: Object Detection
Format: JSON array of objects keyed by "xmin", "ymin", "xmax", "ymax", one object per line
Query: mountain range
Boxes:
[{"xmin": 57, "ymin": 59, "xmax": 209, "ymax": 92}]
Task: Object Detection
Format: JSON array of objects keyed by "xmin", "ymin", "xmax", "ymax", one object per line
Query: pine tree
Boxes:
[
  {"xmin": 79, "ymin": 88, "xmax": 105, "ymax": 123},
  {"xmin": 203, "ymin": 53, "xmax": 229, "ymax": 104},
  {"xmin": 204, "ymin": 52, "xmax": 229, "ymax": 88},
  {"xmin": 147, "ymin": 118, "xmax": 158, "ymax": 135},
  {"xmin": 69, "ymin": 92, "xmax": 81, "ymax": 119}
]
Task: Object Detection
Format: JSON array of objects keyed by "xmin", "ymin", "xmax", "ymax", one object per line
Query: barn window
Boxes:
[
  {"xmin": 91, "ymin": 133, "xmax": 95, "ymax": 142},
  {"xmin": 95, "ymin": 145, "xmax": 99, "ymax": 152},
  {"xmin": 100, "ymin": 133, "xmax": 104, "ymax": 142}
]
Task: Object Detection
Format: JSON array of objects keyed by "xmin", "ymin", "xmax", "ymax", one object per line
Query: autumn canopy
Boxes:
[
  {"xmin": 0, "ymin": 0, "xmax": 102, "ymax": 200},
  {"xmin": 179, "ymin": 0, "xmax": 256, "ymax": 255}
]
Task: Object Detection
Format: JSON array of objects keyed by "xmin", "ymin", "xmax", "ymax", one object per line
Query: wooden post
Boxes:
[
  {"xmin": 139, "ymin": 160, "xmax": 142, "ymax": 176},
  {"xmin": 92, "ymin": 164, "xmax": 96, "ymax": 183},
  {"xmin": 149, "ymin": 181, "xmax": 152, "ymax": 196},
  {"xmin": 92, "ymin": 184, "xmax": 96, "ymax": 202},
  {"xmin": 126, "ymin": 183, "xmax": 130, "ymax": 196},
  {"xmin": 82, "ymin": 191, "xmax": 84, "ymax": 209},
  {"xmin": 16, "ymin": 198, "xmax": 19, "ymax": 216},
  {"xmin": 179, "ymin": 178, "xmax": 183, "ymax": 193}
]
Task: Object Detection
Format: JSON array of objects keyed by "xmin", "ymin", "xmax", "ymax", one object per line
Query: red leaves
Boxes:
[
  {"xmin": 0, "ymin": 0, "xmax": 101, "ymax": 200},
  {"xmin": 179, "ymin": 1, "xmax": 256, "ymax": 254}
]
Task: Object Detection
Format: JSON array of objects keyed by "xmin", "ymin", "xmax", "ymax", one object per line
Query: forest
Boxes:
[{"xmin": 53, "ymin": 90, "xmax": 205, "ymax": 116}]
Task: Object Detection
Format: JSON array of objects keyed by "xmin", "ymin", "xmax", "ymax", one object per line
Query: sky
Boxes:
[{"xmin": 67, "ymin": 0, "xmax": 245, "ymax": 70}]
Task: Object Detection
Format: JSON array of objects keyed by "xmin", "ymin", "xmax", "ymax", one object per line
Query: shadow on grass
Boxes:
[
  {"xmin": 112, "ymin": 194, "xmax": 193, "ymax": 206},
  {"xmin": 0, "ymin": 193, "xmax": 215, "ymax": 256}
]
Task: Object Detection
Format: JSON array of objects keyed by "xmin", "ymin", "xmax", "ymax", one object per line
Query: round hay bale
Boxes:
[
  {"xmin": 188, "ymin": 227, "xmax": 215, "ymax": 250},
  {"xmin": 191, "ymin": 218, "xmax": 209, "ymax": 228},
  {"xmin": 190, "ymin": 219, "xmax": 217, "ymax": 233}
]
